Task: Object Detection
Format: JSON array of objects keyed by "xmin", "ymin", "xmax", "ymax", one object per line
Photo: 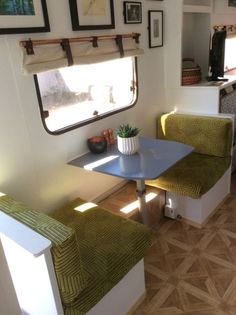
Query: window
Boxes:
[
  {"xmin": 224, "ymin": 36, "xmax": 236, "ymax": 73},
  {"xmin": 34, "ymin": 57, "xmax": 137, "ymax": 134}
]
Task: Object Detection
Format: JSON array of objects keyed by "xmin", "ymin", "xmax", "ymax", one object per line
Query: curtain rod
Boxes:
[
  {"xmin": 213, "ymin": 24, "xmax": 236, "ymax": 32},
  {"xmin": 19, "ymin": 32, "xmax": 140, "ymax": 48}
]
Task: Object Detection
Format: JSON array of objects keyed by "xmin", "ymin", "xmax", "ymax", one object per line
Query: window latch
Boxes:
[
  {"xmin": 130, "ymin": 81, "xmax": 136, "ymax": 92},
  {"xmin": 43, "ymin": 110, "xmax": 49, "ymax": 118}
]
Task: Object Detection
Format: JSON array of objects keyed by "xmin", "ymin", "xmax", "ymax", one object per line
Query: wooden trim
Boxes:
[
  {"xmin": 0, "ymin": 211, "xmax": 51, "ymax": 257},
  {"xmin": 126, "ymin": 292, "xmax": 146, "ymax": 315}
]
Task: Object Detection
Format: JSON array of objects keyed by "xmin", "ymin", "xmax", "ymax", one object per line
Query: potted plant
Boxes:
[{"xmin": 116, "ymin": 124, "xmax": 140, "ymax": 155}]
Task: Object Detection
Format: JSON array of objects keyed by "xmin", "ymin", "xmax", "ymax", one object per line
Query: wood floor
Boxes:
[
  {"xmin": 98, "ymin": 173, "xmax": 236, "ymax": 315},
  {"xmin": 98, "ymin": 181, "xmax": 165, "ymax": 228}
]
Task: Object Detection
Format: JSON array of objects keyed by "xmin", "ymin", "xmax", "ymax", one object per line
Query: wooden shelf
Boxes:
[
  {"xmin": 183, "ymin": 5, "xmax": 212, "ymax": 13},
  {"xmin": 181, "ymin": 76, "xmax": 236, "ymax": 89}
]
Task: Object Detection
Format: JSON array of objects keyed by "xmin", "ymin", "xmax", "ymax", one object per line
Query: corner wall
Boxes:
[{"xmin": 0, "ymin": 0, "xmax": 166, "ymax": 212}]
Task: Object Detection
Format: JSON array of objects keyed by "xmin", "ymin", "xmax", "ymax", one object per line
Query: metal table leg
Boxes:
[{"xmin": 136, "ymin": 179, "xmax": 148, "ymax": 224}]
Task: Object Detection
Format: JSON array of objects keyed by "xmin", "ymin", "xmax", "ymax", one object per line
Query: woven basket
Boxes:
[{"xmin": 182, "ymin": 58, "xmax": 201, "ymax": 85}]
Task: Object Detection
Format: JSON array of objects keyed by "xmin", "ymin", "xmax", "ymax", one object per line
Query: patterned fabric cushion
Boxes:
[
  {"xmin": 0, "ymin": 195, "xmax": 89, "ymax": 305},
  {"xmin": 158, "ymin": 113, "xmax": 232, "ymax": 157},
  {"xmin": 52, "ymin": 200, "xmax": 152, "ymax": 314},
  {"xmin": 220, "ymin": 90, "xmax": 236, "ymax": 142},
  {"xmin": 145, "ymin": 113, "xmax": 233, "ymax": 198},
  {"xmin": 0, "ymin": 195, "xmax": 151, "ymax": 315},
  {"xmin": 146, "ymin": 153, "xmax": 231, "ymax": 199}
]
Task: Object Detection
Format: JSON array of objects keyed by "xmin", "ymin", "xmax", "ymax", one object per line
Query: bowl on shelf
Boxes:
[{"xmin": 87, "ymin": 136, "xmax": 107, "ymax": 154}]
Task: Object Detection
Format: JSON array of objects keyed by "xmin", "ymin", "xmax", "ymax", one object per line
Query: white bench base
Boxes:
[
  {"xmin": 0, "ymin": 212, "xmax": 146, "ymax": 315},
  {"xmin": 166, "ymin": 167, "xmax": 231, "ymax": 227},
  {"xmin": 87, "ymin": 259, "xmax": 145, "ymax": 315}
]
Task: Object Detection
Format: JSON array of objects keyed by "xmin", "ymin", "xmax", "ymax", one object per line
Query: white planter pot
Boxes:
[{"xmin": 117, "ymin": 135, "xmax": 139, "ymax": 155}]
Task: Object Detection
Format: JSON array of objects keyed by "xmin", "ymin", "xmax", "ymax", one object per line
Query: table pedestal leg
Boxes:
[{"xmin": 136, "ymin": 180, "xmax": 148, "ymax": 224}]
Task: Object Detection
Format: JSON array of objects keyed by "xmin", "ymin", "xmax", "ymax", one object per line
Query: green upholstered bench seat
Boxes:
[
  {"xmin": 146, "ymin": 113, "xmax": 233, "ymax": 199},
  {"xmin": 52, "ymin": 198, "xmax": 152, "ymax": 315},
  {"xmin": 0, "ymin": 195, "xmax": 151, "ymax": 315},
  {"xmin": 146, "ymin": 153, "xmax": 231, "ymax": 199}
]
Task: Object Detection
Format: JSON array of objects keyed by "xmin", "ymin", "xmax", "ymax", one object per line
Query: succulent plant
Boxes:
[{"xmin": 116, "ymin": 124, "xmax": 140, "ymax": 138}]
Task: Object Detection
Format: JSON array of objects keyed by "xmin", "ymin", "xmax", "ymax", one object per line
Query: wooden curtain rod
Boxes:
[{"xmin": 19, "ymin": 32, "xmax": 140, "ymax": 48}]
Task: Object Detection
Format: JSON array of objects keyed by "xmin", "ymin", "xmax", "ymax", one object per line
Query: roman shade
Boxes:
[{"xmin": 21, "ymin": 33, "xmax": 143, "ymax": 75}]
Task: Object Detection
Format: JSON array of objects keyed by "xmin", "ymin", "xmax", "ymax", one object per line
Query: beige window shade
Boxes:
[
  {"xmin": 21, "ymin": 33, "xmax": 143, "ymax": 75},
  {"xmin": 227, "ymin": 31, "xmax": 236, "ymax": 38}
]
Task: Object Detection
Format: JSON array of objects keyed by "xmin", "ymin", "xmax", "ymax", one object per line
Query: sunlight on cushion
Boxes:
[
  {"xmin": 160, "ymin": 110, "xmax": 176, "ymax": 136},
  {"xmin": 74, "ymin": 202, "xmax": 98, "ymax": 213},
  {"xmin": 0, "ymin": 192, "xmax": 6, "ymax": 197}
]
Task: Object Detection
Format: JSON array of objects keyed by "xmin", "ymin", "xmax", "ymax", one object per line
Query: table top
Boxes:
[{"xmin": 68, "ymin": 137, "xmax": 194, "ymax": 181}]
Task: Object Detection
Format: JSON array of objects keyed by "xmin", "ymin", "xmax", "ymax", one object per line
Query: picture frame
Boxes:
[
  {"xmin": 148, "ymin": 10, "xmax": 163, "ymax": 48},
  {"xmin": 69, "ymin": 0, "xmax": 115, "ymax": 31},
  {"xmin": 123, "ymin": 1, "xmax": 142, "ymax": 24},
  {"xmin": 228, "ymin": 0, "xmax": 236, "ymax": 7},
  {"xmin": 0, "ymin": 0, "xmax": 50, "ymax": 34}
]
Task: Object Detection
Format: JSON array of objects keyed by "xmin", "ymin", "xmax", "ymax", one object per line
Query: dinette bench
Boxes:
[
  {"xmin": 146, "ymin": 113, "xmax": 233, "ymax": 226},
  {"xmin": 0, "ymin": 194, "xmax": 151, "ymax": 315}
]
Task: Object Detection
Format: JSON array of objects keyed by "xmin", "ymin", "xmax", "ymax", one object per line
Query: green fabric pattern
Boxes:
[
  {"xmin": 146, "ymin": 113, "xmax": 233, "ymax": 198},
  {"xmin": 158, "ymin": 113, "xmax": 232, "ymax": 157},
  {"xmin": 52, "ymin": 200, "xmax": 152, "ymax": 314},
  {"xmin": 146, "ymin": 153, "xmax": 231, "ymax": 198},
  {"xmin": 0, "ymin": 195, "xmax": 89, "ymax": 305},
  {"xmin": 0, "ymin": 195, "xmax": 151, "ymax": 315}
]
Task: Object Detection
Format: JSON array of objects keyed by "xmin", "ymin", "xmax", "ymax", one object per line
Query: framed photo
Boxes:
[
  {"xmin": 69, "ymin": 0, "xmax": 115, "ymax": 30},
  {"xmin": 123, "ymin": 1, "xmax": 142, "ymax": 24},
  {"xmin": 0, "ymin": 0, "xmax": 50, "ymax": 34},
  {"xmin": 229, "ymin": 0, "xmax": 236, "ymax": 7},
  {"xmin": 148, "ymin": 10, "xmax": 163, "ymax": 48}
]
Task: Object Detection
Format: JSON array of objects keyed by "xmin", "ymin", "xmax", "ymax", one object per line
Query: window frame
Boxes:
[{"xmin": 34, "ymin": 57, "xmax": 139, "ymax": 135}]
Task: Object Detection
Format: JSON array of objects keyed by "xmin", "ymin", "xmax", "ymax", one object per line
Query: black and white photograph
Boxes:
[
  {"xmin": 148, "ymin": 10, "xmax": 163, "ymax": 48},
  {"xmin": 123, "ymin": 1, "xmax": 142, "ymax": 24},
  {"xmin": 229, "ymin": 0, "xmax": 236, "ymax": 7}
]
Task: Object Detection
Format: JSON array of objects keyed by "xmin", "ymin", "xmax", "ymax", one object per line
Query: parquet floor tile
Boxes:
[
  {"xmin": 99, "ymin": 174, "xmax": 236, "ymax": 315},
  {"xmin": 98, "ymin": 173, "xmax": 236, "ymax": 314},
  {"xmin": 132, "ymin": 173, "xmax": 236, "ymax": 315}
]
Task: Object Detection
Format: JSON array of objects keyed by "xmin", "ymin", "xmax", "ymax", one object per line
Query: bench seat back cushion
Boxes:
[
  {"xmin": 158, "ymin": 113, "xmax": 232, "ymax": 157},
  {"xmin": 146, "ymin": 153, "xmax": 231, "ymax": 199},
  {"xmin": 0, "ymin": 195, "xmax": 89, "ymax": 306}
]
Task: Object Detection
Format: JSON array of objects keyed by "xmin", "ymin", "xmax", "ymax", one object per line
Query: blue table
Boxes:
[{"xmin": 69, "ymin": 137, "xmax": 193, "ymax": 223}]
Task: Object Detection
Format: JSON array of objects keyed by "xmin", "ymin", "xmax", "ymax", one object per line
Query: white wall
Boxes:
[
  {"xmin": 213, "ymin": 0, "xmax": 236, "ymax": 18},
  {"xmin": 0, "ymin": 0, "xmax": 166, "ymax": 212},
  {"xmin": 0, "ymin": 241, "xmax": 21, "ymax": 315}
]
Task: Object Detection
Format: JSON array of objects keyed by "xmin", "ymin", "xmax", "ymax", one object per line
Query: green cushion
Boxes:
[
  {"xmin": 0, "ymin": 195, "xmax": 89, "ymax": 306},
  {"xmin": 158, "ymin": 113, "xmax": 232, "ymax": 157},
  {"xmin": 52, "ymin": 199, "xmax": 152, "ymax": 314},
  {"xmin": 0, "ymin": 195, "xmax": 151, "ymax": 315},
  {"xmin": 146, "ymin": 153, "xmax": 231, "ymax": 198}
]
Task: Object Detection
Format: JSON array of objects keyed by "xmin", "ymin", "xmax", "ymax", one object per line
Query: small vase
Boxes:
[{"xmin": 117, "ymin": 135, "xmax": 139, "ymax": 155}]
